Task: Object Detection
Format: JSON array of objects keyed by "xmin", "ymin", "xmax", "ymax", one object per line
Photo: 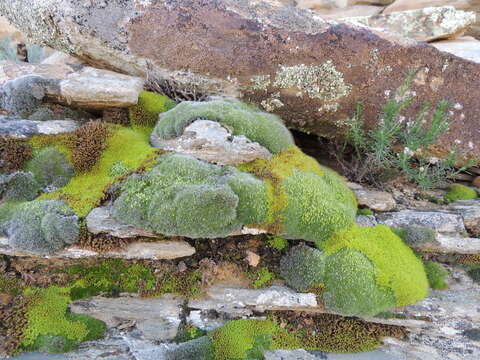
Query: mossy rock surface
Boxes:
[
  {"xmin": 445, "ymin": 184, "xmax": 478, "ymax": 202},
  {"xmin": 130, "ymin": 91, "xmax": 176, "ymax": 127}
]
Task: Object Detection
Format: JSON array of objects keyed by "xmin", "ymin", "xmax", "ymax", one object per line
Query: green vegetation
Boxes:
[
  {"xmin": 320, "ymin": 225, "xmax": 428, "ymax": 316},
  {"xmin": 0, "ymin": 171, "xmax": 40, "ymax": 202},
  {"xmin": 26, "ymin": 147, "xmax": 75, "ymax": 189},
  {"xmin": 340, "ymin": 72, "xmax": 478, "ymax": 189},
  {"xmin": 165, "ymin": 336, "xmax": 215, "ymax": 360},
  {"xmin": 266, "ymin": 235, "xmax": 288, "ymax": 251},
  {"xmin": 247, "ymin": 267, "xmax": 275, "ymax": 289},
  {"xmin": 357, "ymin": 208, "xmax": 373, "ymax": 216},
  {"xmin": 37, "ymin": 125, "xmax": 158, "ymax": 216},
  {"xmin": 6, "ymin": 200, "xmax": 79, "ymax": 255},
  {"xmin": 445, "ymin": 184, "xmax": 478, "ymax": 202},
  {"xmin": 424, "ymin": 261, "xmax": 449, "ymax": 290},
  {"xmin": 20, "ymin": 286, "xmax": 106, "ymax": 352},
  {"xmin": 394, "ymin": 225, "xmax": 436, "ymax": 247},
  {"xmin": 175, "ymin": 323, "xmax": 207, "ymax": 343},
  {"xmin": 153, "ymin": 98, "xmax": 294, "ymax": 154},
  {"xmin": 279, "ymin": 245, "xmax": 325, "ymax": 292},
  {"xmin": 129, "ymin": 91, "xmax": 176, "ymax": 127}
]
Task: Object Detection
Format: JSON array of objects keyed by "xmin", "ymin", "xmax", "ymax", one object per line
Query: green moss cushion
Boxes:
[
  {"xmin": 129, "ymin": 91, "xmax": 176, "ymax": 127},
  {"xmin": 152, "ymin": 98, "xmax": 294, "ymax": 154},
  {"xmin": 26, "ymin": 147, "xmax": 75, "ymax": 189},
  {"xmin": 321, "ymin": 225, "xmax": 429, "ymax": 310},
  {"xmin": 445, "ymin": 184, "xmax": 478, "ymax": 202}
]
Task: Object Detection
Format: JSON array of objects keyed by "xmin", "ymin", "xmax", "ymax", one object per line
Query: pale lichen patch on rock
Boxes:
[{"xmin": 272, "ymin": 61, "xmax": 352, "ymax": 103}]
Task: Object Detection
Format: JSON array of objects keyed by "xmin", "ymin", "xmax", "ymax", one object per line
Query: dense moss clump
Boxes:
[
  {"xmin": 129, "ymin": 91, "xmax": 176, "ymax": 127},
  {"xmin": 239, "ymin": 146, "xmax": 357, "ymax": 241},
  {"xmin": 5, "ymin": 200, "xmax": 79, "ymax": 254},
  {"xmin": 165, "ymin": 336, "xmax": 215, "ymax": 360},
  {"xmin": 0, "ymin": 137, "xmax": 33, "ymax": 173},
  {"xmin": 0, "ymin": 171, "xmax": 40, "ymax": 202},
  {"xmin": 26, "ymin": 147, "xmax": 74, "ymax": 190},
  {"xmin": 37, "ymin": 125, "xmax": 158, "ymax": 216},
  {"xmin": 20, "ymin": 286, "xmax": 106, "ymax": 353},
  {"xmin": 445, "ymin": 184, "xmax": 478, "ymax": 202},
  {"xmin": 279, "ymin": 245, "xmax": 325, "ymax": 292},
  {"xmin": 112, "ymin": 153, "xmax": 268, "ymax": 238},
  {"xmin": 320, "ymin": 225, "xmax": 428, "ymax": 316},
  {"xmin": 393, "ymin": 225, "xmax": 436, "ymax": 247},
  {"xmin": 424, "ymin": 261, "xmax": 449, "ymax": 290},
  {"xmin": 152, "ymin": 98, "xmax": 294, "ymax": 154},
  {"xmin": 267, "ymin": 235, "xmax": 288, "ymax": 251}
]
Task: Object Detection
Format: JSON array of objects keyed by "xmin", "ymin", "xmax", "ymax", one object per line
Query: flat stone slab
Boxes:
[
  {"xmin": 189, "ymin": 284, "xmax": 318, "ymax": 313},
  {"xmin": 0, "ymin": 117, "xmax": 79, "ymax": 137},
  {"xmin": 70, "ymin": 295, "xmax": 183, "ymax": 342},
  {"xmin": 416, "ymin": 234, "xmax": 480, "ymax": 254},
  {"xmin": 342, "ymin": 6, "xmax": 476, "ymax": 42},
  {"xmin": 376, "ymin": 209, "xmax": 466, "ymax": 234},
  {"xmin": 0, "ymin": 60, "xmax": 144, "ymax": 109},
  {"xmin": 448, "ymin": 198, "xmax": 480, "ymax": 236},
  {"xmin": 0, "ymin": 237, "xmax": 195, "ymax": 260}
]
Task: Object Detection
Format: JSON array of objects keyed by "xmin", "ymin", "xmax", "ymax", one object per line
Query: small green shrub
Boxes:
[
  {"xmin": 175, "ymin": 323, "xmax": 207, "ymax": 343},
  {"xmin": 266, "ymin": 235, "xmax": 288, "ymax": 250},
  {"xmin": 0, "ymin": 171, "xmax": 40, "ymax": 202},
  {"xmin": 129, "ymin": 91, "xmax": 176, "ymax": 127},
  {"xmin": 424, "ymin": 261, "xmax": 448, "ymax": 290},
  {"xmin": 6, "ymin": 200, "xmax": 79, "ymax": 254},
  {"xmin": 165, "ymin": 336, "xmax": 215, "ymax": 360},
  {"xmin": 279, "ymin": 245, "xmax": 325, "ymax": 292},
  {"xmin": 445, "ymin": 184, "xmax": 478, "ymax": 202},
  {"xmin": 248, "ymin": 267, "xmax": 275, "ymax": 289},
  {"xmin": 26, "ymin": 147, "xmax": 74, "ymax": 189},
  {"xmin": 357, "ymin": 208, "xmax": 373, "ymax": 216},
  {"xmin": 340, "ymin": 73, "xmax": 479, "ymax": 189},
  {"xmin": 320, "ymin": 225, "xmax": 429, "ymax": 316},
  {"xmin": 400, "ymin": 226, "xmax": 436, "ymax": 247},
  {"xmin": 153, "ymin": 98, "xmax": 294, "ymax": 154}
]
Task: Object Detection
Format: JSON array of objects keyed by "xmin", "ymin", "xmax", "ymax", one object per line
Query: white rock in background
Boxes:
[
  {"xmin": 418, "ymin": 234, "xmax": 480, "ymax": 254},
  {"xmin": 342, "ymin": 6, "xmax": 476, "ymax": 42},
  {"xmin": 151, "ymin": 119, "xmax": 272, "ymax": 165},
  {"xmin": 432, "ymin": 36, "xmax": 480, "ymax": 63}
]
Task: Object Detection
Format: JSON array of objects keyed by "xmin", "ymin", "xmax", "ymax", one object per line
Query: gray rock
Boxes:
[
  {"xmin": 356, "ymin": 215, "xmax": 378, "ymax": 227},
  {"xmin": 354, "ymin": 189, "xmax": 396, "ymax": 212},
  {"xmin": 448, "ymin": 198, "xmax": 480, "ymax": 236},
  {"xmin": 0, "ymin": 117, "xmax": 79, "ymax": 137},
  {"xmin": 416, "ymin": 234, "xmax": 480, "ymax": 254},
  {"xmin": 189, "ymin": 284, "xmax": 318, "ymax": 314},
  {"xmin": 151, "ymin": 119, "xmax": 272, "ymax": 165},
  {"xmin": 0, "ymin": 74, "xmax": 58, "ymax": 116},
  {"xmin": 376, "ymin": 210, "xmax": 466, "ymax": 234},
  {"xmin": 86, "ymin": 206, "xmax": 158, "ymax": 239},
  {"xmin": 70, "ymin": 295, "xmax": 183, "ymax": 342}
]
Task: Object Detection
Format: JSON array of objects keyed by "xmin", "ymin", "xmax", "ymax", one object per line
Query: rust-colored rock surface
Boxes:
[{"xmin": 0, "ymin": 0, "xmax": 479, "ymax": 160}]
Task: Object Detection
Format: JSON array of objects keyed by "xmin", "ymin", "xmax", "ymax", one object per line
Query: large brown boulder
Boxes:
[{"xmin": 0, "ymin": 0, "xmax": 479, "ymax": 160}]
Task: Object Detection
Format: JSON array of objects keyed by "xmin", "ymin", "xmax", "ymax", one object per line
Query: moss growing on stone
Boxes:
[
  {"xmin": 38, "ymin": 125, "xmax": 158, "ymax": 217},
  {"xmin": 165, "ymin": 336, "xmax": 215, "ymax": 360},
  {"xmin": 0, "ymin": 171, "xmax": 40, "ymax": 202},
  {"xmin": 424, "ymin": 261, "xmax": 448, "ymax": 290},
  {"xmin": 357, "ymin": 208, "xmax": 373, "ymax": 216},
  {"xmin": 398, "ymin": 226, "xmax": 436, "ymax": 247},
  {"xmin": 66, "ymin": 259, "xmax": 156, "ymax": 300},
  {"xmin": 279, "ymin": 244, "xmax": 325, "ymax": 292},
  {"xmin": 152, "ymin": 98, "xmax": 294, "ymax": 154},
  {"xmin": 445, "ymin": 184, "xmax": 478, "ymax": 202},
  {"xmin": 247, "ymin": 267, "xmax": 275, "ymax": 289},
  {"xmin": 209, "ymin": 319, "xmax": 299, "ymax": 360},
  {"xmin": 0, "ymin": 136, "xmax": 33, "ymax": 173},
  {"xmin": 175, "ymin": 323, "xmax": 207, "ymax": 344},
  {"xmin": 6, "ymin": 200, "xmax": 79, "ymax": 255},
  {"xmin": 112, "ymin": 153, "xmax": 268, "ymax": 238},
  {"xmin": 267, "ymin": 235, "xmax": 288, "ymax": 250},
  {"xmin": 26, "ymin": 147, "xmax": 75, "ymax": 189},
  {"xmin": 321, "ymin": 225, "xmax": 429, "ymax": 315},
  {"xmin": 20, "ymin": 286, "xmax": 106, "ymax": 352},
  {"xmin": 129, "ymin": 91, "xmax": 176, "ymax": 127}
]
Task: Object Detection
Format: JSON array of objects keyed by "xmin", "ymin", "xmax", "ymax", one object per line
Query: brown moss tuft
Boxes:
[
  {"xmin": 102, "ymin": 108, "xmax": 130, "ymax": 125},
  {"xmin": 77, "ymin": 223, "xmax": 128, "ymax": 253},
  {"xmin": 457, "ymin": 254, "xmax": 480, "ymax": 266},
  {"xmin": 0, "ymin": 295, "xmax": 30, "ymax": 356},
  {"xmin": 67, "ymin": 121, "xmax": 109, "ymax": 173},
  {"xmin": 0, "ymin": 137, "xmax": 33, "ymax": 172}
]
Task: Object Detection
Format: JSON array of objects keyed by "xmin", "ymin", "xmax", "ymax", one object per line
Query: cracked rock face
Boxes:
[
  {"xmin": 150, "ymin": 119, "xmax": 272, "ymax": 165},
  {"xmin": 1, "ymin": 0, "xmax": 480, "ymax": 161}
]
